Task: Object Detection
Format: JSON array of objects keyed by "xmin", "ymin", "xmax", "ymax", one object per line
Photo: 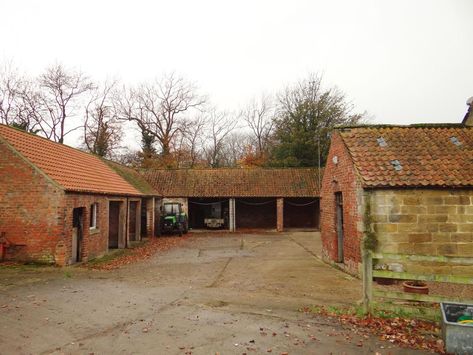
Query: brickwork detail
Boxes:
[
  {"xmin": 320, "ymin": 132, "xmax": 364, "ymax": 275},
  {"xmin": 64, "ymin": 194, "xmax": 113, "ymax": 264},
  {"xmin": 277, "ymin": 198, "xmax": 284, "ymax": 232},
  {"xmin": 0, "ymin": 140, "xmax": 65, "ymax": 263}
]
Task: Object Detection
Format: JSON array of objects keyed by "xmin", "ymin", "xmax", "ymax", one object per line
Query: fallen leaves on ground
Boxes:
[
  {"xmin": 84, "ymin": 235, "xmax": 191, "ymax": 270},
  {"xmin": 301, "ymin": 306, "xmax": 445, "ymax": 353}
]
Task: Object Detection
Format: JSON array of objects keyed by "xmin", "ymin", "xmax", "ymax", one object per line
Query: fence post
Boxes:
[{"xmin": 362, "ymin": 249, "xmax": 373, "ymax": 315}]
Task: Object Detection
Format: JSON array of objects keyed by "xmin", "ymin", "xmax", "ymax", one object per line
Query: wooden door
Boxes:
[
  {"xmin": 72, "ymin": 208, "xmax": 83, "ymax": 263},
  {"xmin": 129, "ymin": 201, "xmax": 137, "ymax": 241},
  {"xmin": 109, "ymin": 202, "xmax": 120, "ymax": 248}
]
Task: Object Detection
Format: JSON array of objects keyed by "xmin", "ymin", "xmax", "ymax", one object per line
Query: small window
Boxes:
[{"xmin": 90, "ymin": 203, "xmax": 98, "ymax": 229}]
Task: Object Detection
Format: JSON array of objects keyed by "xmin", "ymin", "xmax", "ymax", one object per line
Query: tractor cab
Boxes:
[{"xmin": 159, "ymin": 202, "xmax": 188, "ymax": 236}]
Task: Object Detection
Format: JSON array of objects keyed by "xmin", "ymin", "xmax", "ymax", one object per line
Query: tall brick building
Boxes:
[
  {"xmin": 321, "ymin": 123, "xmax": 473, "ymax": 275},
  {"xmin": 0, "ymin": 124, "xmax": 158, "ymax": 265}
]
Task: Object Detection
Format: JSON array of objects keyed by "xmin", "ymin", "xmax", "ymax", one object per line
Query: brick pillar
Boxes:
[
  {"xmin": 277, "ymin": 198, "xmax": 284, "ymax": 232},
  {"xmin": 146, "ymin": 197, "xmax": 155, "ymax": 238},
  {"xmin": 229, "ymin": 198, "xmax": 236, "ymax": 232}
]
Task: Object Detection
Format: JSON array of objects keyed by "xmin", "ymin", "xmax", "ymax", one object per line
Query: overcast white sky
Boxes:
[{"xmin": 2, "ymin": 0, "xmax": 473, "ymax": 145}]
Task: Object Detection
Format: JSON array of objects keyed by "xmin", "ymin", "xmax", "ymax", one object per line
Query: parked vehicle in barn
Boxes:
[{"xmin": 159, "ymin": 202, "xmax": 188, "ymax": 236}]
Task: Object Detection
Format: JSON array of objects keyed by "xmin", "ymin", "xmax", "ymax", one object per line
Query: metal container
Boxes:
[{"xmin": 441, "ymin": 302, "xmax": 473, "ymax": 354}]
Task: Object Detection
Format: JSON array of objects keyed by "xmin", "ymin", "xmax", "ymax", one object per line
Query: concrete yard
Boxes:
[{"xmin": 0, "ymin": 232, "xmax": 426, "ymax": 354}]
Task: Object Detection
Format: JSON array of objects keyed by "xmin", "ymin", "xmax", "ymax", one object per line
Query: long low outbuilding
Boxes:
[
  {"xmin": 143, "ymin": 168, "xmax": 321, "ymax": 232},
  {"xmin": 0, "ymin": 124, "xmax": 159, "ymax": 265}
]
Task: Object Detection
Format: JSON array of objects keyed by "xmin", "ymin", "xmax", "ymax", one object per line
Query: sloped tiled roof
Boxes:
[
  {"xmin": 339, "ymin": 124, "xmax": 473, "ymax": 188},
  {"xmin": 143, "ymin": 168, "xmax": 321, "ymax": 197},
  {"xmin": 0, "ymin": 124, "xmax": 142, "ymax": 196},
  {"xmin": 105, "ymin": 160, "xmax": 157, "ymax": 196}
]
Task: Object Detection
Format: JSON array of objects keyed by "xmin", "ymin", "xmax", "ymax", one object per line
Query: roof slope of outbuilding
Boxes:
[
  {"xmin": 143, "ymin": 168, "xmax": 321, "ymax": 197},
  {"xmin": 338, "ymin": 124, "xmax": 473, "ymax": 188},
  {"xmin": 104, "ymin": 160, "xmax": 157, "ymax": 196},
  {"xmin": 0, "ymin": 124, "xmax": 142, "ymax": 196}
]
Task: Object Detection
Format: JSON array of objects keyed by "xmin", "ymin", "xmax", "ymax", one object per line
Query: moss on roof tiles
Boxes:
[{"xmin": 104, "ymin": 160, "xmax": 158, "ymax": 196}]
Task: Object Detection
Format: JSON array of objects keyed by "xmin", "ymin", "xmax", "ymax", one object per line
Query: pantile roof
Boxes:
[
  {"xmin": 0, "ymin": 124, "xmax": 142, "ymax": 196},
  {"xmin": 143, "ymin": 168, "xmax": 321, "ymax": 197},
  {"xmin": 339, "ymin": 124, "xmax": 473, "ymax": 188},
  {"xmin": 105, "ymin": 160, "xmax": 157, "ymax": 196}
]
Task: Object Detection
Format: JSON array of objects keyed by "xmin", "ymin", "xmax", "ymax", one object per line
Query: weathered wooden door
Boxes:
[
  {"xmin": 335, "ymin": 192, "xmax": 344, "ymax": 263},
  {"xmin": 72, "ymin": 208, "xmax": 83, "ymax": 263},
  {"xmin": 109, "ymin": 202, "xmax": 120, "ymax": 249},
  {"xmin": 129, "ymin": 201, "xmax": 138, "ymax": 241}
]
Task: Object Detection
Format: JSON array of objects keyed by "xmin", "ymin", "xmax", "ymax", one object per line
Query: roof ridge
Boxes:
[
  {"xmin": 337, "ymin": 123, "xmax": 469, "ymax": 130},
  {"xmin": 144, "ymin": 167, "xmax": 321, "ymax": 171}
]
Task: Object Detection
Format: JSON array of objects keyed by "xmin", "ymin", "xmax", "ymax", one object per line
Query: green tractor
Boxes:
[{"xmin": 159, "ymin": 202, "xmax": 188, "ymax": 236}]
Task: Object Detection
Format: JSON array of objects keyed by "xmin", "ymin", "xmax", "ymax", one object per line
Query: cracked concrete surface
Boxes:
[{"xmin": 0, "ymin": 231, "xmax": 426, "ymax": 354}]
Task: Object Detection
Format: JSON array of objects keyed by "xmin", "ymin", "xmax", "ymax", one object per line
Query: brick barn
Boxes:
[
  {"xmin": 143, "ymin": 168, "xmax": 321, "ymax": 232},
  {"xmin": 0, "ymin": 124, "xmax": 157, "ymax": 265},
  {"xmin": 321, "ymin": 122, "xmax": 473, "ymax": 275}
]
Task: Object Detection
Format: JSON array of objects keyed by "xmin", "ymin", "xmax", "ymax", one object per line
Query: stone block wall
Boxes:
[{"xmin": 368, "ymin": 189, "xmax": 473, "ymax": 257}]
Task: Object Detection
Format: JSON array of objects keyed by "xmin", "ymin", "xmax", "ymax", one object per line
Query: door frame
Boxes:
[
  {"xmin": 108, "ymin": 199, "xmax": 126, "ymax": 249},
  {"xmin": 128, "ymin": 199, "xmax": 142, "ymax": 243},
  {"xmin": 72, "ymin": 207, "xmax": 84, "ymax": 263}
]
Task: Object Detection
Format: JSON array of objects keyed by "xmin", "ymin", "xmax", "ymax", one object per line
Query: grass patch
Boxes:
[
  {"xmin": 86, "ymin": 249, "xmax": 130, "ymax": 266},
  {"xmin": 0, "ymin": 262, "xmax": 53, "ymax": 271},
  {"xmin": 302, "ymin": 303, "xmax": 431, "ymax": 321}
]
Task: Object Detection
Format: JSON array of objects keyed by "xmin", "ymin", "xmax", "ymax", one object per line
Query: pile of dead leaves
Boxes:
[
  {"xmin": 85, "ymin": 235, "xmax": 191, "ymax": 271},
  {"xmin": 302, "ymin": 306, "xmax": 445, "ymax": 353}
]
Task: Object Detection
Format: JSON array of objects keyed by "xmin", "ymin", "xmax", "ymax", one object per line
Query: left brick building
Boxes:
[{"xmin": 0, "ymin": 124, "xmax": 159, "ymax": 265}]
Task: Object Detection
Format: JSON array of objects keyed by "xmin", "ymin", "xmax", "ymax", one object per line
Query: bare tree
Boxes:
[
  {"xmin": 0, "ymin": 63, "xmax": 21, "ymax": 125},
  {"xmin": 116, "ymin": 73, "xmax": 205, "ymax": 159},
  {"xmin": 204, "ymin": 109, "xmax": 238, "ymax": 168},
  {"xmin": 181, "ymin": 115, "xmax": 207, "ymax": 167},
  {"xmin": 38, "ymin": 63, "xmax": 94, "ymax": 143},
  {"xmin": 0, "ymin": 63, "xmax": 40, "ymax": 132},
  {"xmin": 241, "ymin": 95, "xmax": 275, "ymax": 157},
  {"xmin": 221, "ymin": 132, "xmax": 252, "ymax": 167},
  {"xmin": 83, "ymin": 81, "xmax": 122, "ymax": 158}
]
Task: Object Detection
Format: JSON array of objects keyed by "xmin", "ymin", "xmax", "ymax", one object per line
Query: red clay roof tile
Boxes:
[
  {"xmin": 0, "ymin": 124, "xmax": 142, "ymax": 196},
  {"xmin": 143, "ymin": 168, "xmax": 321, "ymax": 197},
  {"xmin": 339, "ymin": 125, "xmax": 473, "ymax": 188}
]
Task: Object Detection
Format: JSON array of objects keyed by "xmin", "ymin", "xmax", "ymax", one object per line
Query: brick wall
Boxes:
[
  {"xmin": 277, "ymin": 198, "xmax": 283, "ymax": 232},
  {"xmin": 63, "ymin": 193, "xmax": 114, "ymax": 264},
  {"xmin": 0, "ymin": 139, "xmax": 65, "ymax": 263},
  {"xmin": 368, "ymin": 189, "xmax": 473, "ymax": 257},
  {"xmin": 320, "ymin": 131, "xmax": 365, "ymax": 275}
]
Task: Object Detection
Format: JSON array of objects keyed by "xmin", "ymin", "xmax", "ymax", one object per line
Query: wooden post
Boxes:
[
  {"xmin": 362, "ymin": 249, "xmax": 373, "ymax": 315},
  {"xmin": 229, "ymin": 198, "xmax": 236, "ymax": 232}
]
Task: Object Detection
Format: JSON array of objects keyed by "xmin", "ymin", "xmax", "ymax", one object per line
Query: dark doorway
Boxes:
[
  {"xmin": 335, "ymin": 192, "xmax": 344, "ymax": 263},
  {"xmin": 284, "ymin": 198, "xmax": 320, "ymax": 229},
  {"xmin": 129, "ymin": 201, "xmax": 138, "ymax": 241},
  {"xmin": 72, "ymin": 208, "xmax": 84, "ymax": 263},
  {"xmin": 235, "ymin": 198, "xmax": 276, "ymax": 229},
  {"xmin": 141, "ymin": 200, "xmax": 147, "ymax": 238},
  {"xmin": 109, "ymin": 201, "xmax": 121, "ymax": 249},
  {"xmin": 188, "ymin": 198, "xmax": 229, "ymax": 229}
]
